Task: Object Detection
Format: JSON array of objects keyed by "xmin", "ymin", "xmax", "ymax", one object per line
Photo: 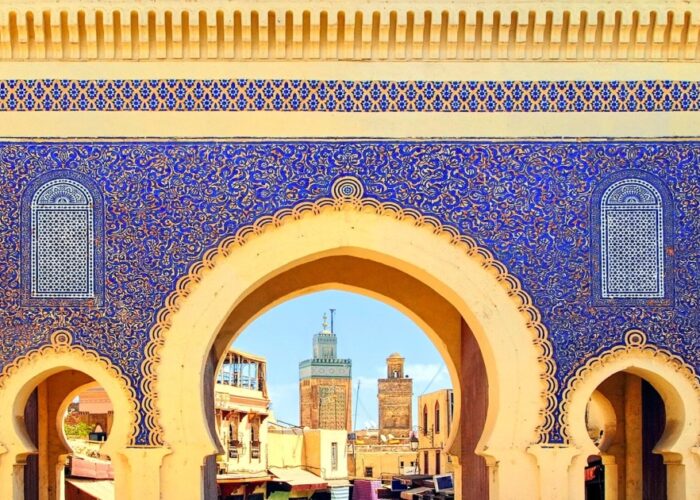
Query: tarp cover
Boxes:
[
  {"xmin": 216, "ymin": 470, "xmax": 272, "ymax": 483},
  {"xmin": 269, "ymin": 467, "xmax": 328, "ymax": 491}
]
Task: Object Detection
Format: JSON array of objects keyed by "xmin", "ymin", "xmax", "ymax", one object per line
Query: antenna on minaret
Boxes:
[{"xmin": 329, "ymin": 308, "xmax": 336, "ymax": 334}]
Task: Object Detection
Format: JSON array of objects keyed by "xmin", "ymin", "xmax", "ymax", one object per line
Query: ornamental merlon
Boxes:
[{"xmin": 1, "ymin": 1, "xmax": 698, "ymax": 61}]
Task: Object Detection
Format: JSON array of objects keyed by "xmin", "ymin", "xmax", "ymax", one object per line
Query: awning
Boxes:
[
  {"xmin": 268, "ymin": 492, "xmax": 290, "ymax": 500},
  {"xmin": 269, "ymin": 467, "xmax": 328, "ymax": 492},
  {"xmin": 216, "ymin": 471, "xmax": 273, "ymax": 484},
  {"xmin": 66, "ymin": 479, "xmax": 115, "ymax": 500}
]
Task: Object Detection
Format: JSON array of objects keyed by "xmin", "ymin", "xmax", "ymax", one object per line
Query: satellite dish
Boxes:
[{"xmin": 380, "ymin": 434, "xmax": 388, "ymax": 443}]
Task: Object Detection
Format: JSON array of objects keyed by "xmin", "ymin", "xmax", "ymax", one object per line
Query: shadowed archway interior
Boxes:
[{"xmin": 202, "ymin": 255, "xmax": 490, "ymax": 499}]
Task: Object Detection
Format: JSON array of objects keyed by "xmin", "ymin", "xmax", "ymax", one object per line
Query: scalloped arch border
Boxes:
[
  {"xmin": 0, "ymin": 330, "xmax": 140, "ymax": 444},
  {"xmin": 558, "ymin": 329, "xmax": 700, "ymax": 444},
  {"xmin": 141, "ymin": 185, "xmax": 558, "ymax": 446}
]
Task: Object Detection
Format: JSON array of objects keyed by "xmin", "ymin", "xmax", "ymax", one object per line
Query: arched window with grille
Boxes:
[
  {"xmin": 593, "ymin": 171, "xmax": 672, "ymax": 305},
  {"xmin": 22, "ymin": 172, "xmax": 104, "ymax": 306}
]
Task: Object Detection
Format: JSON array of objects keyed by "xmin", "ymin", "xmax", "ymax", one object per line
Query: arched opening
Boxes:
[
  {"xmin": 435, "ymin": 402, "xmax": 441, "ymax": 435},
  {"xmin": 565, "ymin": 343, "xmax": 700, "ymax": 500},
  {"xmin": 583, "ymin": 390, "xmax": 617, "ymax": 500},
  {"xmin": 60, "ymin": 384, "xmax": 115, "ymax": 488},
  {"xmin": 200, "ymin": 259, "xmax": 484, "ymax": 498},
  {"xmin": 155, "ymin": 207, "xmax": 547, "ymax": 500},
  {"xmin": 0, "ymin": 342, "xmax": 135, "ymax": 500},
  {"xmin": 423, "ymin": 405, "xmax": 429, "ymax": 436},
  {"xmin": 17, "ymin": 375, "xmax": 121, "ymax": 500},
  {"xmin": 209, "ymin": 289, "xmax": 457, "ymax": 497},
  {"xmin": 583, "ymin": 372, "xmax": 668, "ymax": 500}
]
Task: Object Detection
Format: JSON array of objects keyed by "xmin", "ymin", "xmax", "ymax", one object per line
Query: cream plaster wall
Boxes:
[
  {"xmin": 268, "ymin": 429, "xmax": 304, "ymax": 469},
  {"xmin": 302, "ymin": 429, "xmax": 348, "ymax": 480},
  {"xmin": 351, "ymin": 448, "xmax": 418, "ymax": 479},
  {"xmin": 417, "ymin": 389, "xmax": 455, "ymax": 476}
]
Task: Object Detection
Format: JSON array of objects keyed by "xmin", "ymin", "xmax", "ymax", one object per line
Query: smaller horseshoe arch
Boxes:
[
  {"xmin": 561, "ymin": 331, "xmax": 700, "ymax": 500},
  {"xmin": 0, "ymin": 331, "xmax": 139, "ymax": 500}
]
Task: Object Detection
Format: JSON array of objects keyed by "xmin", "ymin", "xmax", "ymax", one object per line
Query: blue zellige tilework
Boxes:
[
  {"xmin": 0, "ymin": 141, "xmax": 699, "ymax": 443},
  {"xmin": 0, "ymin": 80, "xmax": 697, "ymax": 111}
]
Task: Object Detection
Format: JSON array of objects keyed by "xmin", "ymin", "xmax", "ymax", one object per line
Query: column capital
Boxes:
[
  {"xmin": 527, "ymin": 443, "xmax": 580, "ymax": 463},
  {"xmin": 115, "ymin": 446, "xmax": 172, "ymax": 500},
  {"xmin": 527, "ymin": 444, "xmax": 581, "ymax": 500}
]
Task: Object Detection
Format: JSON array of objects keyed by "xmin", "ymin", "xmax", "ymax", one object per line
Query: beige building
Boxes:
[
  {"xmin": 377, "ymin": 353, "xmax": 413, "ymax": 441},
  {"xmin": 214, "ymin": 350, "xmax": 351, "ymax": 498},
  {"xmin": 67, "ymin": 386, "xmax": 114, "ymax": 437},
  {"xmin": 215, "ymin": 349, "xmax": 270, "ymax": 476},
  {"xmin": 268, "ymin": 425, "xmax": 349, "ymax": 481},
  {"xmin": 417, "ymin": 389, "xmax": 455, "ymax": 476},
  {"xmin": 267, "ymin": 424, "xmax": 350, "ymax": 498},
  {"xmin": 349, "ymin": 444, "xmax": 418, "ymax": 480}
]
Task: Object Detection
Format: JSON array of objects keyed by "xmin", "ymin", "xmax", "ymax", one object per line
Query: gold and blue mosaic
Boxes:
[
  {"xmin": 0, "ymin": 140, "xmax": 698, "ymax": 444},
  {"xmin": 0, "ymin": 79, "xmax": 698, "ymax": 112}
]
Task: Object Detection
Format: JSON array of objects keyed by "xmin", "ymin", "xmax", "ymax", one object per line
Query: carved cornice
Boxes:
[{"xmin": 1, "ymin": 1, "xmax": 699, "ymax": 61}]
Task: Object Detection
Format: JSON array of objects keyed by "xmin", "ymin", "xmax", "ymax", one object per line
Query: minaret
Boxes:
[
  {"xmin": 299, "ymin": 312, "xmax": 353, "ymax": 431},
  {"xmin": 378, "ymin": 353, "xmax": 413, "ymax": 440},
  {"xmin": 312, "ymin": 313, "xmax": 337, "ymax": 359}
]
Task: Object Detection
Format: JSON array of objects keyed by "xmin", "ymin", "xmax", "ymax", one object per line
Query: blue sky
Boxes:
[{"xmin": 232, "ymin": 290, "xmax": 453, "ymax": 429}]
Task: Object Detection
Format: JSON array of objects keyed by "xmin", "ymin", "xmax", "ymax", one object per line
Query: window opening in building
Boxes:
[{"xmin": 423, "ymin": 405, "xmax": 429, "ymax": 435}]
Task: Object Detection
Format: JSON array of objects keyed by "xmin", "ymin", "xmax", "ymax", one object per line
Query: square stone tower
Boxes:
[{"xmin": 378, "ymin": 353, "xmax": 413, "ymax": 440}]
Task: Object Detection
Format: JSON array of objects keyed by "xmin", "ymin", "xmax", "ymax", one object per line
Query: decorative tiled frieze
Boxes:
[{"xmin": 0, "ymin": 79, "xmax": 698, "ymax": 112}]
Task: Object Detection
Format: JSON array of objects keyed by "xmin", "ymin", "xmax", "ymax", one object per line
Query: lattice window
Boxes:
[
  {"xmin": 600, "ymin": 179, "xmax": 664, "ymax": 299},
  {"xmin": 31, "ymin": 179, "xmax": 94, "ymax": 299}
]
